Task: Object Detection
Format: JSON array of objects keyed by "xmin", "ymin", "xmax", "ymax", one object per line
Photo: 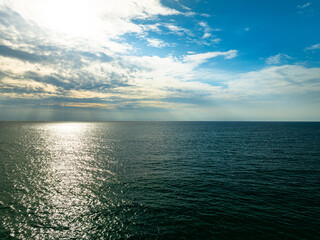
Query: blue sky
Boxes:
[{"xmin": 0, "ymin": 0, "xmax": 319, "ymax": 120}]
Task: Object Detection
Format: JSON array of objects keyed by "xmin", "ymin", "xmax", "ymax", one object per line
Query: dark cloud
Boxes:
[
  {"xmin": 0, "ymin": 44, "xmax": 47, "ymax": 62},
  {"xmin": 0, "ymin": 86, "xmax": 52, "ymax": 94},
  {"xmin": 23, "ymin": 72, "xmax": 68, "ymax": 88},
  {"xmin": 162, "ymin": 96, "xmax": 212, "ymax": 105},
  {"xmin": 23, "ymin": 71, "xmax": 131, "ymax": 91},
  {"xmin": 80, "ymin": 51, "xmax": 113, "ymax": 62}
]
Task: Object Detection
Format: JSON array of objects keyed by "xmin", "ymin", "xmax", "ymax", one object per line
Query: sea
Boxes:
[{"xmin": 0, "ymin": 121, "xmax": 319, "ymax": 239}]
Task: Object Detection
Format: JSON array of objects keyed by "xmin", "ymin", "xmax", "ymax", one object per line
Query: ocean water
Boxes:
[{"xmin": 0, "ymin": 121, "xmax": 319, "ymax": 239}]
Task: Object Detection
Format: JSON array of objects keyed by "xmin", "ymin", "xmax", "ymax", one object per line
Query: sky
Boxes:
[{"xmin": 0, "ymin": 0, "xmax": 319, "ymax": 121}]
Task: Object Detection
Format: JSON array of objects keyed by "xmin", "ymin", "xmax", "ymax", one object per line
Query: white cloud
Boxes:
[
  {"xmin": 297, "ymin": 2, "xmax": 312, "ymax": 9},
  {"xmin": 124, "ymin": 54, "xmax": 226, "ymax": 100},
  {"xmin": 265, "ymin": 53, "xmax": 292, "ymax": 65},
  {"xmin": 164, "ymin": 23, "xmax": 192, "ymax": 36},
  {"xmin": 183, "ymin": 11, "xmax": 196, "ymax": 17},
  {"xmin": 198, "ymin": 21, "xmax": 220, "ymax": 32},
  {"xmin": 228, "ymin": 65, "xmax": 320, "ymax": 97},
  {"xmin": 197, "ymin": 21, "xmax": 222, "ymax": 44},
  {"xmin": 0, "ymin": 56, "xmax": 56, "ymax": 75},
  {"xmin": 176, "ymin": 1, "xmax": 191, "ymax": 11},
  {"xmin": 0, "ymin": 0, "xmax": 186, "ymax": 71},
  {"xmin": 202, "ymin": 33, "xmax": 211, "ymax": 39},
  {"xmin": 146, "ymin": 38, "xmax": 168, "ymax": 48},
  {"xmin": 199, "ymin": 21, "xmax": 208, "ymax": 28},
  {"xmin": 184, "ymin": 50, "xmax": 238, "ymax": 64},
  {"xmin": 2, "ymin": 0, "xmax": 180, "ymax": 43},
  {"xmin": 211, "ymin": 38, "xmax": 222, "ymax": 44},
  {"xmin": 200, "ymin": 13, "xmax": 211, "ymax": 18},
  {"xmin": 1, "ymin": 77, "xmax": 58, "ymax": 94},
  {"xmin": 305, "ymin": 43, "xmax": 320, "ymax": 50}
]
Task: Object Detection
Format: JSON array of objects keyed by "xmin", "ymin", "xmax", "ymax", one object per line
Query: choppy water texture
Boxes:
[{"xmin": 0, "ymin": 122, "xmax": 319, "ymax": 239}]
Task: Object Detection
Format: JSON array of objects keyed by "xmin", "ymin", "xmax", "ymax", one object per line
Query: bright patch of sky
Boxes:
[{"xmin": 0, "ymin": 0, "xmax": 320, "ymax": 120}]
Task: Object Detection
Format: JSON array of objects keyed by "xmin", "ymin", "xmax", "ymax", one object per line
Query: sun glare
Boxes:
[{"xmin": 36, "ymin": 0, "xmax": 99, "ymax": 38}]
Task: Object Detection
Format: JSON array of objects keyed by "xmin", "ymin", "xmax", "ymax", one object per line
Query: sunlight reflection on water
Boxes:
[
  {"xmin": 39, "ymin": 123, "xmax": 96, "ymax": 238},
  {"xmin": 2, "ymin": 122, "xmax": 130, "ymax": 239}
]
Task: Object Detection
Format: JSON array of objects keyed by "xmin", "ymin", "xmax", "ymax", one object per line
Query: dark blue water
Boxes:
[{"xmin": 0, "ymin": 122, "xmax": 319, "ymax": 239}]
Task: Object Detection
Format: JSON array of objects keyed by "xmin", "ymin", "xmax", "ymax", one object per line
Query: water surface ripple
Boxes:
[{"xmin": 0, "ymin": 122, "xmax": 319, "ymax": 239}]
